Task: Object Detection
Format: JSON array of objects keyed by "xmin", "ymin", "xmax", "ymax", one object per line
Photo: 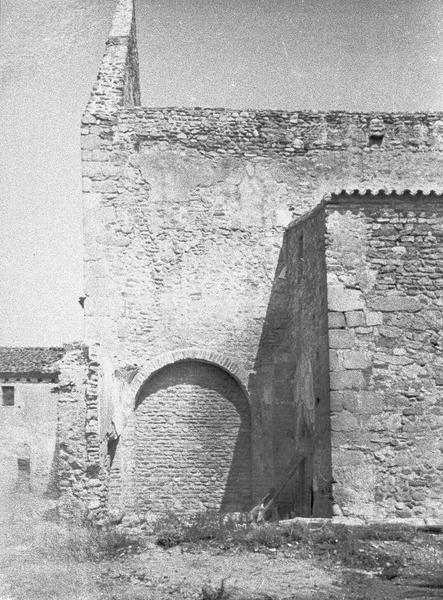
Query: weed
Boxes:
[
  {"xmin": 245, "ymin": 523, "xmax": 285, "ymax": 549},
  {"xmin": 93, "ymin": 526, "xmax": 143, "ymax": 558},
  {"xmin": 201, "ymin": 579, "xmax": 277, "ymax": 600},
  {"xmin": 154, "ymin": 513, "xmax": 409, "ymax": 575},
  {"xmin": 155, "ymin": 511, "xmax": 248, "ymax": 548}
]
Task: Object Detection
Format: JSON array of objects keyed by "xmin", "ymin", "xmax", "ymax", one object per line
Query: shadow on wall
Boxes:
[
  {"xmin": 250, "ymin": 242, "xmax": 291, "ymax": 506},
  {"xmin": 251, "ymin": 212, "xmax": 332, "ymax": 519},
  {"xmin": 106, "ymin": 212, "xmax": 331, "ymax": 519},
  {"xmin": 110, "ymin": 360, "xmax": 252, "ymax": 514},
  {"xmin": 44, "ymin": 444, "xmax": 61, "ymax": 499}
]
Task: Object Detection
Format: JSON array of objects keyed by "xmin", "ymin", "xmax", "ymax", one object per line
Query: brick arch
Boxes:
[
  {"xmin": 109, "ymin": 351, "xmax": 253, "ymax": 515},
  {"xmin": 129, "ymin": 348, "xmax": 250, "ymax": 406}
]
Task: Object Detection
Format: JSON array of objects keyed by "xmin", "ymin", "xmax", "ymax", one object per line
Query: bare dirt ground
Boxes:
[
  {"xmin": 1, "ymin": 494, "xmax": 442, "ymax": 600},
  {"xmin": 97, "ymin": 538, "xmax": 443, "ymax": 600}
]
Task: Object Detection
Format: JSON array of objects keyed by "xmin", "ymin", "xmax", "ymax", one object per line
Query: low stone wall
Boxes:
[
  {"xmin": 55, "ymin": 346, "xmax": 106, "ymax": 518},
  {"xmin": 279, "ymin": 516, "xmax": 443, "ymax": 531},
  {"xmin": 325, "ymin": 192, "xmax": 443, "ymax": 520}
]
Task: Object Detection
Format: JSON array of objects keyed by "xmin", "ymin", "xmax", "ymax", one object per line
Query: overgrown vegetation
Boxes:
[
  {"xmin": 2, "ymin": 495, "xmax": 442, "ymax": 600},
  {"xmin": 154, "ymin": 511, "xmax": 418, "ymax": 573},
  {"xmin": 155, "ymin": 511, "xmax": 248, "ymax": 548},
  {"xmin": 35, "ymin": 521, "xmax": 143, "ymax": 561},
  {"xmin": 4, "ymin": 501, "xmax": 141, "ymax": 563}
]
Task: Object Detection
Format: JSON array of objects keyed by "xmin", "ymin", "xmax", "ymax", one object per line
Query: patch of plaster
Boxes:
[{"xmin": 327, "ymin": 211, "xmax": 378, "ymax": 292}]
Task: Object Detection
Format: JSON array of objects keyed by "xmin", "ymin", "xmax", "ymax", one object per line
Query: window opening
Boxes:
[
  {"xmin": 2, "ymin": 386, "xmax": 15, "ymax": 406},
  {"xmin": 16, "ymin": 457, "xmax": 31, "ymax": 492},
  {"xmin": 368, "ymin": 133, "xmax": 384, "ymax": 147}
]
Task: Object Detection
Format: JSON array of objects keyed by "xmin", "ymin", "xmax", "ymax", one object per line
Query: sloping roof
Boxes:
[{"xmin": 0, "ymin": 347, "xmax": 65, "ymax": 375}]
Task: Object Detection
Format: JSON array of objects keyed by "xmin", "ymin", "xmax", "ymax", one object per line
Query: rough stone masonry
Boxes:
[{"xmin": 51, "ymin": 0, "xmax": 442, "ymax": 525}]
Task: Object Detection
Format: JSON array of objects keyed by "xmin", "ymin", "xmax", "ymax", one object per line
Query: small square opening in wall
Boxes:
[
  {"xmin": 368, "ymin": 133, "xmax": 384, "ymax": 147},
  {"xmin": 16, "ymin": 457, "xmax": 31, "ymax": 492},
  {"xmin": 17, "ymin": 458, "xmax": 31, "ymax": 473},
  {"xmin": 2, "ymin": 386, "xmax": 15, "ymax": 406}
]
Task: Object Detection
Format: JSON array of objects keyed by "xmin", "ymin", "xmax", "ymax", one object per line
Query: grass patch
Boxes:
[
  {"xmin": 2, "ymin": 495, "xmax": 441, "ymax": 600},
  {"xmin": 1, "ymin": 495, "xmax": 144, "ymax": 600},
  {"xmin": 93, "ymin": 525, "xmax": 143, "ymax": 558},
  {"xmin": 153, "ymin": 512, "xmax": 414, "ymax": 573},
  {"xmin": 155, "ymin": 511, "xmax": 247, "ymax": 548},
  {"xmin": 4, "ymin": 502, "xmax": 142, "ymax": 562}
]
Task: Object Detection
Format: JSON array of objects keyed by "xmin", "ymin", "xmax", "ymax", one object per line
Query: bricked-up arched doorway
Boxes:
[{"xmin": 109, "ymin": 360, "xmax": 252, "ymax": 515}]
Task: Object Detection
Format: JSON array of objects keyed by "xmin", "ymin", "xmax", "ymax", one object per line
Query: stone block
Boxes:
[
  {"xmin": 82, "ymin": 177, "xmax": 92, "ymax": 192},
  {"xmin": 88, "ymin": 499, "xmax": 101, "ymax": 510},
  {"xmin": 91, "ymin": 149, "xmax": 109, "ymax": 162},
  {"xmin": 330, "ymin": 370, "xmax": 365, "ymax": 390},
  {"xmin": 366, "ymin": 311, "xmax": 383, "ymax": 326},
  {"xmin": 367, "ymin": 414, "xmax": 401, "ymax": 432},
  {"xmin": 341, "ymin": 391, "xmax": 359, "ymax": 412},
  {"xmin": 424, "ymin": 518, "xmax": 443, "ymax": 531},
  {"xmin": 332, "ymin": 503, "xmax": 343, "ymax": 516},
  {"xmin": 330, "ymin": 391, "xmax": 344, "ymax": 411},
  {"xmin": 374, "ymin": 352, "xmax": 414, "ymax": 366},
  {"xmin": 329, "ymin": 350, "xmax": 341, "ymax": 371},
  {"xmin": 117, "ymin": 322, "xmax": 130, "ymax": 338},
  {"xmin": 331, "ymin": 411, "xmax": 359, "ymax": 432},
  {"xmin": 343, "ymin": 350, "xmax": 371, "ymax": 370},
  {"xmin": 82, "ymin": 113, "xmax": 97, "ymax": 125},
  {"xmin": 368, "ymin": 295, "xmax": 422, "ymax": 312},
  {"xmin": 379, "ymin": 326, "xmax": 401, "ymax": 338},
  {"xmin": 328, "ymin": 312, "xmax": 346, "ymax": 328},
  {"xmin": 329, "ymin": 329, "xmax": 355, "ymax": 349},
  {"xmin": 81, "ymin": 133, "xmax": 101, "ymax": 150},
  {"xmin": 345, "ymin": 311, "xmax": 366, "ymax": 327},
  {"xmin": 92, "ymin": 179, "xmax": 117, "ymax": 194},
  {"xmin": 332, "ymin": 448, "xmax": 367, "ymax": 467},
  {"xmin": 328, "ymin": 285, "xmax": 364, "ymax": 312},
  {"xmin": 355, "ymin": 326, "xmax": 372, "ymax": 334},
  {"xmin": 355, "ymin": 391, "xmax": 384, "ymax": 414}
]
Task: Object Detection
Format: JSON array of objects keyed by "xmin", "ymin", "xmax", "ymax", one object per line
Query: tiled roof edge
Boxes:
[{"xmin": 329, "ymin": 189, "xmax": 442, "ymax": 200}]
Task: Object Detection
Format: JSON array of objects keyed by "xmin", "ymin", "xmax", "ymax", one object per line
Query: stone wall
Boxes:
[
  {"xmin": 54, "ymin": 346, "xmax": 106, "ymax": 517},
  {"xmin": 121, "ymin": 106, "xmax": 443, "ymax": 159},
  {"xmin": 82, "ymin": 106, "xmax": 441, "ymax": 504},
  {"xmin": 82, "ymin": 107, "xmax": 442, "ymax": 368},
  {"xmin": 325, "ymin": 191, "xmax": 443, "ymax": 520},
  {"xmin": 76, "ymin": 0, "xmax": 443, "ymax": 519}
]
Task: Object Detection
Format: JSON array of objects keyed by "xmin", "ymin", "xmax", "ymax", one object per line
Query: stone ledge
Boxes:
[{"xmin": 278, "ymin": 516, "xmax": 443, "ymax": 532}]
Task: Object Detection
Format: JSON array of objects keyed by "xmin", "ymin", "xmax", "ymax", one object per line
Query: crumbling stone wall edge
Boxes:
[{"xmin": 83, "ymin": 0, "xmax": 140, "ymax": 119}]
